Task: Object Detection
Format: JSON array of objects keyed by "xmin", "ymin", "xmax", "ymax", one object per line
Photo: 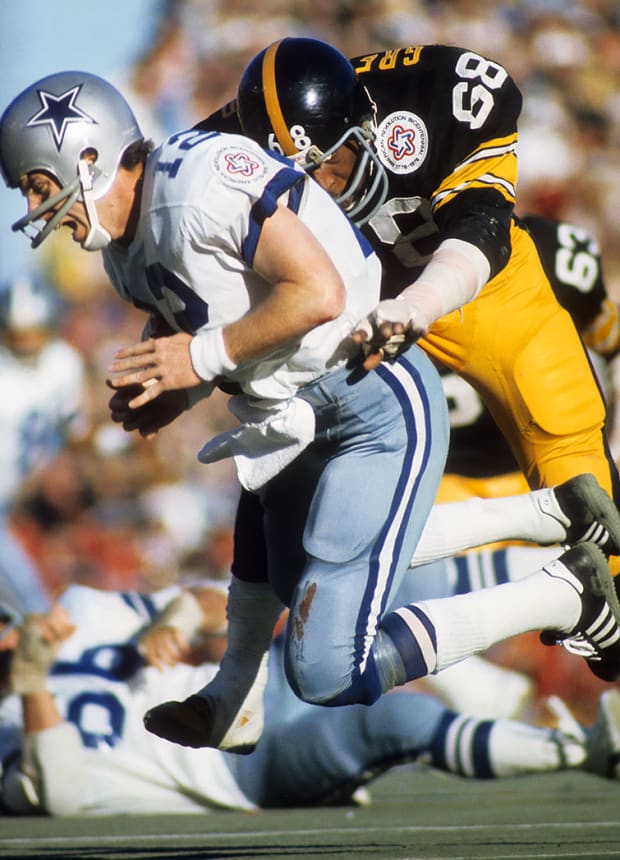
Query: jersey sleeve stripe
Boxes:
[
  {"xmin": 432, "ymin": 172, "xmax": 516, "ymax": 211},
  {"xmin": 431, "ymin": 160, "xmax": 517, "ymax": 213},
  {"xmin": 120, "ymin": 591, "xmax": 158, "ymax": 622},
  {"xmin": 456, "ymin": 134, "xmax": 518, "ymax": 168},
  {"xmin": 430, "ymin": 133, "xmax": 518, "ymax": 212},
  {"xmin": 286, "ymin": 174, "xmax": 305, "ymax": 214},
  {"xmin": 241, "ymin": 167, "xmax": 306, "ymax": 265}
]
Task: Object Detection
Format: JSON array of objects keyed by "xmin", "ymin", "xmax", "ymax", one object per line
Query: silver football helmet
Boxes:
[
  {"xmin": 0, "ymin": 272, "xmax": 60, "ymax": 360},
  {"xmin": 0, "ymin": 272, "xmax": 57, "ymax": 331},
  {"xmin": 0, "ymin": 71, "xmax": 143, "ymax": 250}
]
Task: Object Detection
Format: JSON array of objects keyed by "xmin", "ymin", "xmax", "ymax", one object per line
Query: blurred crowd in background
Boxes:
[{"xmin": 4, "ymin": 0, "xmax": 620, "ymax": 714}]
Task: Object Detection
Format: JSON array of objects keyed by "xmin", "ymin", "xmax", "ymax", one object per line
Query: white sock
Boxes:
[
  {"xmin": 425, "ymin": 710, "xmax": 583, "ymax": 778},
  {"xmin": 419, "ymin": 565, "xmax": 581, "ymax": 671},
  {"xmin": 411, "ymin": 490, "xmax": 567, "ymax": 567},
  {"xmin": 421, "ymin": 655, "xmax": 534, "ymax": 719},
  {"xmin": 439, "ymin": 545, "xmax": 562, "ymax": 593},
  {"xmin": 488, "ymin": 719, "xmax": 585, "ymax": 776},
  {"xmin": 500, "ymin": 545, "xmax": 563, "ymax": 581}
]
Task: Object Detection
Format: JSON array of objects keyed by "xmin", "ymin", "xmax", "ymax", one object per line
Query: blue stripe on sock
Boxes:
[
  {"xmin": 491, "ymin": 549, "xmax": 509, "ymax": 585},
  {"xmin": 380, "ymin": 606, "xmax": 435, "ymax": 679},
  {"xmin": 429, "ymin": 710, "xmax": 456, "ymax": 771},
  {"xmin": 454, "ymin": 555, "xmax": 472, "ymax": 594},
  {"xmin": 471, "ymin": 720, "xmax": 495, "ymax": 778},
  {"xmin": 429, "ymin": 713, "xmax": 495, "ymax": 779},
  {"xmin": 407, "ymin": 604, "xmax": 437, "ymax": 651}
]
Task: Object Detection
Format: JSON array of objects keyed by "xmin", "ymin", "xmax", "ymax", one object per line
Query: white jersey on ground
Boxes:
[
  {"xmin": 103, "ymin": 130, "xmax": 381, "ymax": 402},
  {"xmin": 0, "ymin": 585, "xmax": 255, "ymax": 815}
]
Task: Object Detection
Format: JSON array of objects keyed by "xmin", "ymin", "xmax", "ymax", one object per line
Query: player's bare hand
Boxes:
[
  {"xmin": 107, "ymin": 334, "xmax": 201, "ymax": 409},
  {"xmin": 353, "ymin": 299, "xmax": 428, "ymax": 370},
  {"xmin": 139, "ymin": 626, "xmax": 190, "ymax": 670},
  {"xmin": 30, "ymin": 604, "xmax": 77, "ymax": 647}
]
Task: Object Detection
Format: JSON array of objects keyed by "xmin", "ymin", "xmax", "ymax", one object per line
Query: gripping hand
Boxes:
[{"xmin": 353, "ymin": 299, "xmax": 429, "ymax": 370}]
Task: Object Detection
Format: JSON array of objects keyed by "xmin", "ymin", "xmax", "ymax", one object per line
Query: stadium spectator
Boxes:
[{"xmin": 0, "ymin": 273, "xmax": 89, "ymax": 614}]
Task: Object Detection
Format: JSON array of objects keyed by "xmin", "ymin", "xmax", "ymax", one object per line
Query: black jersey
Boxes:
[
  {"xmin": 197, "ymin": 54, "xmax": 611, "ymax": 480},
  {"xmin": 350, "ymin": 46, "xmax": 522, "ymax": 298},
  {"xmin": 520, "ymin": 213, "xmax": 606, "ymax": 333},
  {"xmin": 196, "ymin": 99, "xmax": 241, "ymax": 135}
]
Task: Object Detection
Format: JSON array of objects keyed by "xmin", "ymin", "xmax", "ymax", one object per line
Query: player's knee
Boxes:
[
  {"xmin": 283, "ymin": 649, "xmax": 342, "ymax": 705},
  {"xmin": 284, "ymin": 645, "xmax": 382, "ymax": 707}
]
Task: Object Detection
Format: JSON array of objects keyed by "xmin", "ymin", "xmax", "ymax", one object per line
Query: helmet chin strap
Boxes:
[{"xmin": 77, "ymin": 160, "xmax": 112, "ymax": 251}]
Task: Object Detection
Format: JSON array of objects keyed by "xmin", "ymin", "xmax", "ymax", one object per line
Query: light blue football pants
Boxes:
[{"xmin": 259, "ymin": 345, "xmax": 449, "ymax": 707}]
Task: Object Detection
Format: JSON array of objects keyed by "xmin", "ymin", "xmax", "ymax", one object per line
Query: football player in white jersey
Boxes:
[
  {"xmin": 0, "ymin": 274, "xmax": 86, "ymax": 615},
  {"xmin": 3, "ymin": 71, "xmax": 620, "ymax": 760},
  {"xmin": 2, "ymin": 584, "xmax": 620, "ymax": 816}
]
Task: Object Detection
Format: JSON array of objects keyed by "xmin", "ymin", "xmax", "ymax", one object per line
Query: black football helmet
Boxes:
[{"xmin": 237, "ymin": 37, "xmax": 388, "ymax": 225}]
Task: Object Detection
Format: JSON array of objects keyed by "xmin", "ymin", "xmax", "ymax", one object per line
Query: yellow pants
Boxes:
[
  {"xmin": 420, "ymin": 223, "xmax": 616, "ymax": 497},
  {"xmin": 420, "ymin": 223, "xmax": 620, "ymax": 572}
]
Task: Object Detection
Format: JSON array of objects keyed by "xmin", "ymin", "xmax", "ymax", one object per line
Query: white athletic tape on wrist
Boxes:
[
  {"xmin": 189, "ymin": 327, "xmax": 237, "ymax": 382},
  {"xmin": 356, "ymin": 298, "xmax": 429, "ymax": 345},
  {"xmin": 399, "ymin": 237, "xmax": 491, "ymax": 326},
  {"xmin": 10, "ymin": 619, "xmax": 57, "ymax": 695},
  {"xmin": 141, "ymin": 591, "xmax": 204, "ymax": 643}
]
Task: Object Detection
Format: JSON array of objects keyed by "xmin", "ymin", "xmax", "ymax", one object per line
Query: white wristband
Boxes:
[{"xmin": 189, "ymin": 327, "xmax": 237, "ymax": 382}]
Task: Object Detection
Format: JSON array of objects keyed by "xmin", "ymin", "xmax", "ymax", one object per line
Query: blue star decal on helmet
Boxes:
[{"xmin": 26, "ymin": 84, "xmax": 96, "ymax": 151}]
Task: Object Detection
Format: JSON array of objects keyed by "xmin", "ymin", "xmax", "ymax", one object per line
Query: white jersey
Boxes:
[
  {"xmin": 0, "ymin": 585, "xmax": 255, "ymax": 815},
  {"xmin": 103, "ymin": 130, "xmax": 381, "ymax": 401},
  {"xmin": 0, "ymin": 339, "xmax": 85, "ymax": 511}
]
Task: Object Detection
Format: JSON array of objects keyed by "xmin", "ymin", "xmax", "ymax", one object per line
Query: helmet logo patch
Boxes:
[
  {"xmin": 376, "ymin": 111, "xmax": 428, "ymax": 174},
  {"xmin": 215, "ymin": 146, "xmax": 268, "ymax": 184},
  {"xmin": 26, "ymin": 85, "xmax": 96, "ymax": 151}
]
